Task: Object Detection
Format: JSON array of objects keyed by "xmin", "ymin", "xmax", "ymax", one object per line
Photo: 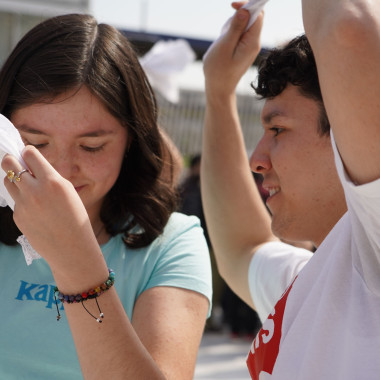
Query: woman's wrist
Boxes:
[{"xmin": 49, "ymin": 244, "xmax": 109, "ymax": 294}]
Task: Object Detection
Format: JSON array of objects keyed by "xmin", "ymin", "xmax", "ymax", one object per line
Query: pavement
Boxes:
[{"xmin": 194, "ymin": 331, "xmax": 253, "ymax": 380}]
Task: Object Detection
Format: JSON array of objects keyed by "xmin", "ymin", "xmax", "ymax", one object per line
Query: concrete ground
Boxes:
[{"xmin": 194, "ymin": 331, "xmax": 253, "ymax": 380}]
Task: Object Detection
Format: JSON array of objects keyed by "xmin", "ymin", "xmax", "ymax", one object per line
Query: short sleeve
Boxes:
[
  {"xmin": 143, "ymin": 213, "xmax": 213, "ymax": 314},
  {"xmin": 331, "ymin": 131, "xmax": 380, "ymax": 294},
  {"xmin": 248, "ymin": 242, "xmax": 312, "ymax": 322}
]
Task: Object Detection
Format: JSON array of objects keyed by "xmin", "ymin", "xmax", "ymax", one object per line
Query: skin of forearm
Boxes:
[
  {"xmin": 302, "ymin": 0, "xmax": 380, "ymax": 185},
  {"xmin": 65, "ymin": 289, "xmax": 166, "ymax": 380},
  {"xmin": 302, "ymin": 0, "xmax": 375, "ymax": 45},
  {"xmin": 202, "ymin": 96, "xmax": 274, "ymax": 265}
]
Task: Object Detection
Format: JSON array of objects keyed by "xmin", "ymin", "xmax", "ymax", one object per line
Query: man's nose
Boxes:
[{"xmin": 249, "ymin": 137, "xmax": 272, "ymax": 174}]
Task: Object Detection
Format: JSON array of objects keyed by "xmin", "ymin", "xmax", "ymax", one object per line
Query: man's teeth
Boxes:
[{"xmin": 268, "ymin": 188, "xmax": 280, "ymax": 197}]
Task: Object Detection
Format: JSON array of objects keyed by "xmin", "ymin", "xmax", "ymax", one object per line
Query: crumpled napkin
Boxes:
[
  {"xmin": 0, "ymin": 114, "xmax": 42, "ymax": 265},
  {"xmin": 139, "ymin": 39, "xmax": 196, "ymax": 103},
  {"xmin": 221, "ymin": 0, "xmax": 269, "ymax": 35},
  {"xmin": 203, "ymin": 0, "xmax": 269, "ymax": 62}
]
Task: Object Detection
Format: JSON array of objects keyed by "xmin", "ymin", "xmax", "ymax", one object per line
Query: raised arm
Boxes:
[
  {"xmin": 201, "ymin": 7, "xmax": 277, "ymax": 308},
  {"xmin": 2, "ymin": 148, "xmax": 167, "ymax": 379},
  {"xmin": 2, "ymin": 147, "xmax": 208, "ymax": 380},
  {"xmin": 302, "ymin": 0, "xmax": 380, "ymax": 184}
]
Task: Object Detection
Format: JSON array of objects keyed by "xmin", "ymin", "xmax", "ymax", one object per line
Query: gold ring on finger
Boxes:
[
  {"xmin": 6, "ymin": 170, "xmax": 16, "ymax": 182},
  {"xmin": 14, "ymin": 169, "xmax": 28, "ymax": 183}
]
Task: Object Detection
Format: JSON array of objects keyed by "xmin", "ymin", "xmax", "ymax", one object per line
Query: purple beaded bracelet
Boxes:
[{"xmin": 53, "ymin": 269, "xmax": 115, "ymax": 323}]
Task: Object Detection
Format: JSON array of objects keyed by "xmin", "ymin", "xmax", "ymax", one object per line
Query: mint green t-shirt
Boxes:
[{"xmin": 0, "ymin": 212, "xmax": 212, "ymax": 379}]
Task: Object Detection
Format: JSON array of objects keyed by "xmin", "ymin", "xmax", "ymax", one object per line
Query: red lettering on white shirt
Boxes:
[{"xmin": 246, "ymin": 278, "xmax": 296, "ymax": 379}]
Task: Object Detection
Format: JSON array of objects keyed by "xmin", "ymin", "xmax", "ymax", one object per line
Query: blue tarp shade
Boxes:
[{"xmin": 120, "ymin": 29, "xmax": 268, "ymax": 62}]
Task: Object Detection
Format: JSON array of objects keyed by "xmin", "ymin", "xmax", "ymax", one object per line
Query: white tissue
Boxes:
[
  {"xmin": 221, "ymin": 0, "xmax": 269, "ymax": 35},
  {"xmin": 0, "ymin": 114, "xmax": 42, "ymax": 264},
  {"xmin": 203, "ymin": 0, "xmax": 269, "ymax": 62},
  {"xmin": 0, "ymin": 115, "xmax": 26, "ymax": 209},
  {"xmin": 139, "ymin": 39, "xmax": 196, "ymax": 103}
]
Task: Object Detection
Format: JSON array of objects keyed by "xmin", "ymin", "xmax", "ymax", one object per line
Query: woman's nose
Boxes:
[{"xmin": 50, "ymin": 150, "xmax": 79, "ymax": 179}]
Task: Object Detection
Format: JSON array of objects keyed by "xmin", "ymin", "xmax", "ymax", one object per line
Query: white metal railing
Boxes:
[{"xmin": 157, "ymin": 89, "xmax": 263, "ymax": 157}]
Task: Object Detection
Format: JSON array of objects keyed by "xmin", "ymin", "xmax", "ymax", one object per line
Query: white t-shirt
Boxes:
[{"xmin": 247, "ymin": 134, "xmax": 380, "ymax": 379}]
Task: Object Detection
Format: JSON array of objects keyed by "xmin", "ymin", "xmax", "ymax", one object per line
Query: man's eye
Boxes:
[{"xmin": 269, "ymin": 127, "xmax": 284, "ymax": 136}]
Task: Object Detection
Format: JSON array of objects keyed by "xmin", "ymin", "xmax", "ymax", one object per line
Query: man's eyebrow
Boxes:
[
  {"xmin": 17, "ymin": 124, "xmax": 114, "ymax": 137},
  {"xmin": 262, "ymin": 110, "xmax": 286, "ymax": 125}
]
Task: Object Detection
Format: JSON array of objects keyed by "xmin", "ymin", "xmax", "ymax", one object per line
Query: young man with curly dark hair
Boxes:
[{"xmin": 202, "ymin": 1, "xmax": 380, "ymax": 379}]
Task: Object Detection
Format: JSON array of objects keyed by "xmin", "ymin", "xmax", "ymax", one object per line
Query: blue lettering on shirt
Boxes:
[{"xmin": 15, "ymin": 280, "xmax": 64, "ymax": 310}]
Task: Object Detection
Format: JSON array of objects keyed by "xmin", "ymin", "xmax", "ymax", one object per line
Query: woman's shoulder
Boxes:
[
  {"xmin": 151, "ymin": 212, "xmax": 208, "ymax": 258},
  {"xmin": 103, "ymin": 213, "xmax": 206, "ymax": 258},
  {"xmin": 163, "ymin": 212, "xmax": 202, "ymax": 236}
]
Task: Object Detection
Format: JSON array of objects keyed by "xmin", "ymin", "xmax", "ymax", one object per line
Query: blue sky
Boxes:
[{"xmin": 91, "ymin": 0, "xmax": 304, "ymax": 48}]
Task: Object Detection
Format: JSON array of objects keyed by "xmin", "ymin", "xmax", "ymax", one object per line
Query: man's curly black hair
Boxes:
[{"xmin": 253, "ymin": 34, "xmax": 330, "ymax": 136}]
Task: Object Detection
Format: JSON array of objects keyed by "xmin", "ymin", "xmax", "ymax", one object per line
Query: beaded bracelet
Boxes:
[{"xmin": 53, "ymin": 269, "xmax": 115, "ymax": 323}]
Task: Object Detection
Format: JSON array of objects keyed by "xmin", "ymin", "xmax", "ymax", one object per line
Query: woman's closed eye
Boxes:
[
  {"xmin": 25, "ymin": 141, "xmax": 48, "ymax": 149},
  {"xmin": 80, "ymin": 144, "xmax": 105, "ymax": 153}
]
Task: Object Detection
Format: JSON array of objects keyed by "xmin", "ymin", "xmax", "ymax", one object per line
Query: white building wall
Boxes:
[
  {"xmin": 0, "ymin": 0, "xmax": 89, "ymax": 16},
  {"xmin": 0, "ymin": 0, "xmax": 90, "ymax": 63}
]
